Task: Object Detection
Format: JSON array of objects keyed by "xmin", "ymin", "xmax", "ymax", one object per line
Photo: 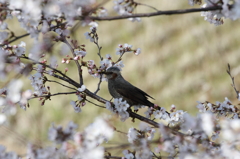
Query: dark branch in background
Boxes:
[
  {"xmin": 0, "ymin": 6, "xmax": 222, "ymax": 47},
  {"xmin": 3, "ymin": 33, "xmax": 29, "ymax": 46},
  {"xmin": 0, "ymin": 22, "xmax": 67, "ymax": 47},
  {"xmin": 227, "ymin": 64, "xmax": 240, "ymax": 99},
  {"xmin": 61, "ymin": 36, "xmax": 84, "ymax": 85},
  {"xmin": 87, "ymin": 6, "xmax": 222, "ymax": 21}
]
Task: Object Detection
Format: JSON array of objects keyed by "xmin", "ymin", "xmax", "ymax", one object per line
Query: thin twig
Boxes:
[
  {"xmin": 46, "ymin": 79, "xmax": 76, "ymax": 90},
  {"xmin": 226, "ymin": 63, "xmax": 239, "ymax": 99},
  {"xmin": 62, "ymin": 37, "xmax": 84, "ymax": 85},
  {"xmin": 0, "ymin": 33, "xmax": 29, "ymax": 47},
  {"xmin": 136, "ymin": 2, "xmax": 160, "ymax": 12},
  {"xmin": 94, "ymin": 74, "xmax": 103, "ymax": 94},
  {"xmin": 92, "ymin": 34, "xmax": 104, "ymax": 94},
  {"xmin": 85, "ymin": 98, "xmax": 105, "ymax": 108},
  {"xmin": 94, "ymin": 41, "xmax": 103, "ymax": 60},
  {"xmin": 85, "ymin": 6, "xmax": 222, "ymax": 21},
  {"xmin": 28, "ymin": 91, "xmax": 76, "ymax": 100},
  {"xmin": 114, "ymin": 52, "xmax": 125, "ymax": 65},
  {"xmin": 115, "ymin": 129, "xmax": 127, "ymax": 135}
]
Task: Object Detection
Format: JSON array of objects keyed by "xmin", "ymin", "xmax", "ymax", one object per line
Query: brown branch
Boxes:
[
  {"xmin": 0, "ymin": 33, "xmax": 29, "ymax": 47},
  {"xmin": 85, "ymin": 6, "xmax": 222, "ymax": 21},
  {"xmin": 0, "ymin": 6, "xmax": 222, "ymax": 47},
  {"xmin": 94, "ymin": 74, "xmax": 103, "ymax": 94},
  {"xmin": 62, "ymin": 37, "xmax": 84, "ymax": 85},
  {"xmin": 129, "ymin": 110, "xmax": 159, "ymax": 127}
]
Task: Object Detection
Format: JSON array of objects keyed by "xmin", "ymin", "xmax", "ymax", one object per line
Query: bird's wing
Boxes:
[{"xmin": 114, "ymin": 80, "xmax": 154, "ymax": 106}]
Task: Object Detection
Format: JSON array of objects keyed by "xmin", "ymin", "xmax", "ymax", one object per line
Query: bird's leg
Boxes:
[{"xmin": 109, "ymin": 97, "xmax": 113, "ymax": 102}]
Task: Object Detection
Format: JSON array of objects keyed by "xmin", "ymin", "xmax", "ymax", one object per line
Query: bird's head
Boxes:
[{"xmin": 103, "ymin": 66, "xmax": 122, "ymax": 80}]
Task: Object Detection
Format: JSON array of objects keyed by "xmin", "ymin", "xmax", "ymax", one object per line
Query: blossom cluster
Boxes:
[
  {"xmin": 119, "ymin": 97, "xmax": 240, "ymax": 158},
  {"xmin": 196, "ymin": 97, "xmax": 239, "ymax": 119},
  {"xmin": 26, "ymin": 118, "xmax": 114, "ymax": 159},
  {"xmin": 70, "ymin": 86, "xmax": 87, "ymax": 113},
  {"xmin": 106, "ymin": 98, "xmax": 130, "ymax": 121},
  {"xmin": 0, "ymin": 0, "xmax": 103, "ymax": 40},
  {"xmin": 188, "ymin": 0, "xmax": 240, "ymax": 25},
  {"xmin": 0, "ymin": 41, "xmax": 26, "ymax": 79},
  {"xmin": 123, "ymin": 123, "xmax": 155, "ymax": 159},
  {"xmin": 86, "ymin": 54, "xmax": 124, "ymax": 79},
  {"xmin": 116, "ymin": 43, "xmax": 141, "ymax": 56},
  {"xmin": 113, "ymin": 0, "xmax": 141, "ymax": 22},
  {"xmin": 61, "ymin": 50, "xmax": 87, "ymax": 64}
]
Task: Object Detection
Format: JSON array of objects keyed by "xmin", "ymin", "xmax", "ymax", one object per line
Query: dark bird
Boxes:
[{"xmin": 103, "ymin": 66, "xmax": 154, "ymax": 107}]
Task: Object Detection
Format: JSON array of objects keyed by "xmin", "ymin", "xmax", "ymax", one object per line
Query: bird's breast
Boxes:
[{"xmin": 108, "ymin": 80, "xmax": 122, "ymax": 98}]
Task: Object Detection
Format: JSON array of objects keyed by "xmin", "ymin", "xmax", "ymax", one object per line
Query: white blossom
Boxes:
[
  {"xmin": 78, "ymin": 85, "xmax": 86, "ymax": 92},
  {"xmin": 134, "ymin": 48, "xmax": 141, "ymax": 55},
  {"xmin": 0, "ymin": 31, "xmax": 8, "ymax": 44},
  {"xmin": 122, "ymin": 150, "xmax": 134, "ymax": 159},
  {"xmin": 100, "ymin": 59, "xmax": 112, "ymax": 69},
  {"xmin": 201, "ymin": 113, "xmax": 214, "ymax": 137},
  {"xmin": 48, "ymin": 121, "xmax": 78, "ymax": 144},
  {"xmin": 70, "ymin": 101, "xmax": 81, "ymax": 113},
  {"xmin": 127, "ymin": 128, "xmax": 139, "ymax": 143},
  {"xmin": 74, "ymin": 50, "xmax": 87, "ymax": 59},
  {"xmin": 0, "ymin": 22, "xmax": 8, "ymax": 30},
  {"xmin": 84, "ymin": 32, "xmax": 94, "ymax": 42},
  {"xmin": 153, "ymin": 107, "xmax": 169, "ymax": 120}
]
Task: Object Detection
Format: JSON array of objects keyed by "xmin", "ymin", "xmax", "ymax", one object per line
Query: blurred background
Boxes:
[{"xmin": 1, "ymin": 0, "xmax": 240, "ymax": 156}]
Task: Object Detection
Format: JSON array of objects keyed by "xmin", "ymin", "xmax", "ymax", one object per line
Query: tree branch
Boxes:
[
  {"xmin": 28, "ymin": 91, "xmax": 76, "ymax": 100},
  {"xmin": 86, "ymin": 6, "xmax": 222, "ymax": 21},
  {"xmin": 94, "ymin": 74, "xmax": 103, "ymax": 94},
  {"xmin": 62, "ymin": 37, "xmax": 84, "ymax": 85}
]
